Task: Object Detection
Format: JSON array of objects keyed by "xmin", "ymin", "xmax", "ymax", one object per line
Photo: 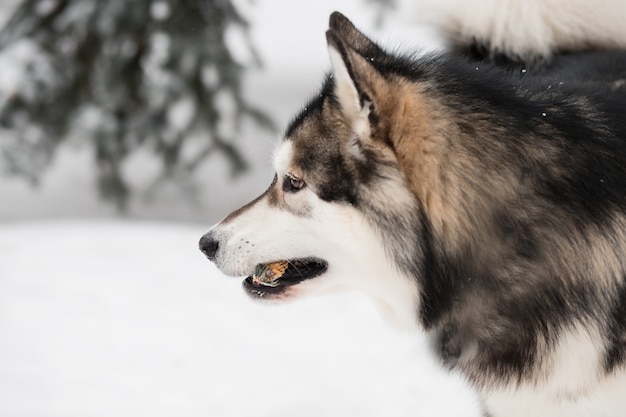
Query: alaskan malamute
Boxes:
[{"xmin": 200, "ymin": 5, "xmax": 626, "ymax": 416}]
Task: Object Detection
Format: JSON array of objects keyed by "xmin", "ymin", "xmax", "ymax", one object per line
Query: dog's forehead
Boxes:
[
  {"xmin": 273, "ymin": 128, "xmax": 342, "ymax": 176},
  {"xmin": 276, "ymin": 107, "xmax": 346, "ymax": 175},
  {"xmin": 278, "ymin": 122, "xmax": 346, "ymax": 178}
]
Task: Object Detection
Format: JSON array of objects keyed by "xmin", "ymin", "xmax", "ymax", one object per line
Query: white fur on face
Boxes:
[
  {"xmin": 209, "ymin": 139, "xmax": 420, "ymax": 329},
  {"xmin": 212, "ymin": 194, "xmax": 419, "ymax": 328},
  {"xmin": 272, "ymin": 139, "xmax": 293, "ymax": 176}
]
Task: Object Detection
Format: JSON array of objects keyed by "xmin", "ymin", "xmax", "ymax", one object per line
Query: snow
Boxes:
[{"xmin": 0, "ymin": 220, "xmax": 481, "ymax": 416}]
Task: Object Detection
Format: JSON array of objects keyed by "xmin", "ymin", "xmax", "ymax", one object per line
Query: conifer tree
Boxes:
[{"xmin": 0, "ymin": 0, "xmax": 273, "ymax": 209}]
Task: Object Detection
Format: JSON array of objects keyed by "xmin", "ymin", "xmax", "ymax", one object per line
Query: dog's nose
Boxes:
[{"xmin": 199, "ymin": 233, "xmax": 219, "ymax": 261}]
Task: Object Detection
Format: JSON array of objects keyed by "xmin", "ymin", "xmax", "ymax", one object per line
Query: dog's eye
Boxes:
[{"xmin": 283, "ymin": 174, "xmax": 305, "ymax": 193}]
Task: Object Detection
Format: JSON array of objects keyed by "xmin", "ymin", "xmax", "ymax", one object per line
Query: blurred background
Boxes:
[
  {"xmin": 0, "ymin": 1, "xmax": 479, "ymax": 416},
  {"xmin": 0, "ymin": 0, "xmax": 443, "ymax": 225}
]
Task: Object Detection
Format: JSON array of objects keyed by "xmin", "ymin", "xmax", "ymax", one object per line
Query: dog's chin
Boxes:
[{"xmin": 242, "ymin": 258, "xmax": 328, "ymax": 300}]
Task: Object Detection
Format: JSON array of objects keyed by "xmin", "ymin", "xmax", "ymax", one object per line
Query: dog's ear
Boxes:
[
  {"xmin": 329, "ymin": 12, "xmax": 385, "ymax": 59},
  {"xmin": 326, "ymin": 13, "xmax": 387, "ymax": 142}
]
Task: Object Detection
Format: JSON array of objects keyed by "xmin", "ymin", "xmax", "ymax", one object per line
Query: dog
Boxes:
[{"xmin": 200, "ymin": 6, "xmax": 626, "ymax": 416}]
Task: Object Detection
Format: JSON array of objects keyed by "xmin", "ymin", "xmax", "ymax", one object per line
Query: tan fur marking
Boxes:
[
  {"xmin": 380, "ymin": 78, "xmax": 529, "ymax": 254},
  {"xmin": 381, "ymin": 78, "xmax": 469, "ymax": 248}
]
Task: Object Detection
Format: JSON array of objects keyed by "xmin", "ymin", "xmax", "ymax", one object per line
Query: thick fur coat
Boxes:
[{"xmin": 201, "ymin": 5, "xmax": 626, "ymax": 415}]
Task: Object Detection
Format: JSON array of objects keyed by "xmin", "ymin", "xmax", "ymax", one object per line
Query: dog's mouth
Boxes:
[{"xmin": 242, "ymin": 258, "xmax": 328, "ymax": 298}]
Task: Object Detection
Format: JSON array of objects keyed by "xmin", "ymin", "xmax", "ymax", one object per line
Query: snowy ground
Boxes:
[{"xmin": 0, "ymin": 221, "xmax": 480, "ymax": 416}]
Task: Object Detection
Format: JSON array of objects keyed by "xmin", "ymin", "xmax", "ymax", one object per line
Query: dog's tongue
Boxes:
[{"xmin": 252, "ymin": 261, "xmax": 289, "ymax": 287}]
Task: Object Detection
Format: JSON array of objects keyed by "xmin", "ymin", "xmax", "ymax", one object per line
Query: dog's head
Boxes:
[{"xmin": 199, "ymin": 13, "xmax": 423, "ymax": 321}]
